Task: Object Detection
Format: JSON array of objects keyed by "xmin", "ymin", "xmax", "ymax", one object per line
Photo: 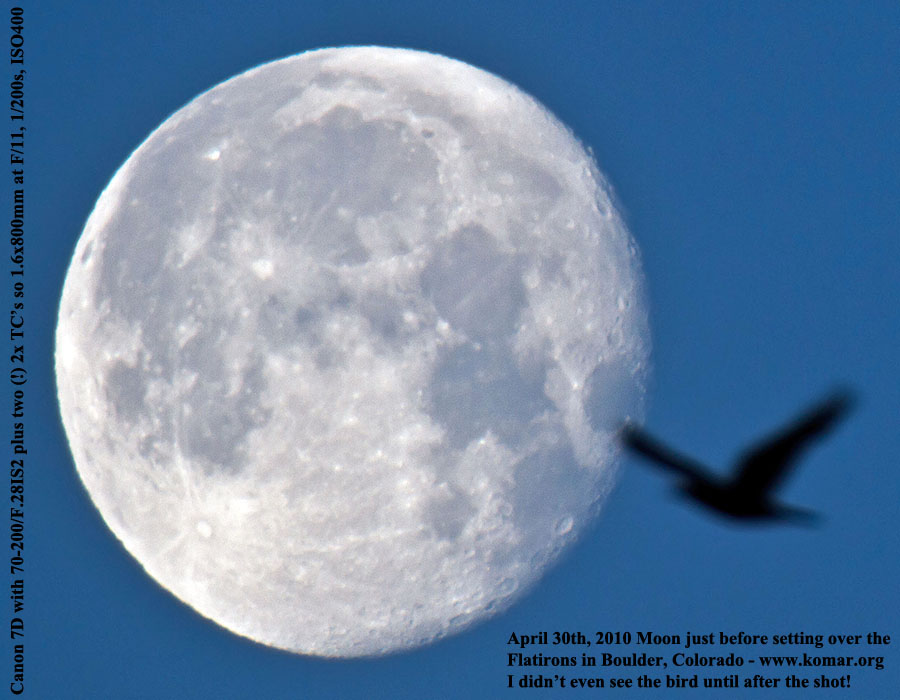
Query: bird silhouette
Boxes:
[{"xmin": 621, "ymin": 390, "xmax": 854, "ymax": 523}]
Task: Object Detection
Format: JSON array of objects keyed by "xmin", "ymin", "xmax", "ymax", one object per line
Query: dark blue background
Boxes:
[{"xmin": 19, "ymin": 2, "xmax": 900, "ymax": 697}]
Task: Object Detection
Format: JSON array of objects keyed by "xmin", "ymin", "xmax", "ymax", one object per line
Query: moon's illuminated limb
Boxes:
[{"xmin": 55, "ymin": 47, "xmax": 649, "ymax": 657}]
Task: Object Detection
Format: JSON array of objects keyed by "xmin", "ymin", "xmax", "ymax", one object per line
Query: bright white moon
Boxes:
[{"xmin": 56, "ymin": 47, "xmax": 649, "ymax": 657}]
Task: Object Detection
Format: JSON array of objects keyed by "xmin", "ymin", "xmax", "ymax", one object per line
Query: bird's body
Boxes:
[{"xmin": 622, "ymin": 391, "xmax": 853, "ymax": 523}]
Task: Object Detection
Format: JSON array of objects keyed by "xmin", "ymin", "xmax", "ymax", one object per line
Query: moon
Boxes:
[{"xmin": 55, "ymin": 46, "xmax": 649, "ymax": 657}]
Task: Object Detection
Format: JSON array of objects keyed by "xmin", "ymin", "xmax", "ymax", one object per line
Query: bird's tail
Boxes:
[{"xmin": 773, "ymin": 503, "xmax": 822, "ymax": 527}]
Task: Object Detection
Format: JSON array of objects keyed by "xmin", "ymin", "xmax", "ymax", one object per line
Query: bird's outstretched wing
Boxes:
[
  {"xmin": 732, "ymin": 390, "xmax": 854, "ymax": 496},
  {"xmin": 620, "ymin": 423, "xmax": 713, "ymax": 482}
]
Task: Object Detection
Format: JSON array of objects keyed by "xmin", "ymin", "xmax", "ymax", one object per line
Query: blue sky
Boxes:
[{"xmin": 21, "ymin": 2, "xmax": 899, "ymax": 697}]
